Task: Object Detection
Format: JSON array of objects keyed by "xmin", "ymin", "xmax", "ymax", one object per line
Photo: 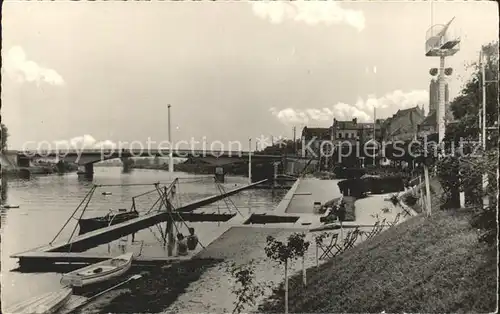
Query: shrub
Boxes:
[{"xmin": 403, "ymin": 193, "xmax": 418, "ymax": 206}]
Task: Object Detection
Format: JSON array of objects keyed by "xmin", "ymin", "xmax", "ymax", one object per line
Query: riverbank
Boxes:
[
  {"xmin": 74, "ymin": 258, "xmax": 222, "ymax": 314},
  {"xmin": 258, "ymin": 208, "xmax": 497, "ymax": 313}
]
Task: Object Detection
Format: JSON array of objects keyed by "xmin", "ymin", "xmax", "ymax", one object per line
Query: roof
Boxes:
[
  {"xmin": 420, "ymin": 111, "xmax": 436, "ymax": 127},
  {"xmin": 382, "ymin": 106, "xmax": 425, "ymax": 141},
  {"xmin": 302, "ymin": 127, "xmax": 331, "ymax": 140},
  {"xmin": 335, "ymin": 121, "xmax": 357, "ymax": 129}
]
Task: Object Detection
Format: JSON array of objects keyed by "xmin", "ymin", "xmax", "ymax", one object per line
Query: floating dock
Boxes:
[
  {"xmin": 11, "ymin": 180, "xmax": 267, "ymax": 268},
  {"xmin": 12, "ymin": 251, "xmax": 192, "ymax": 268}
]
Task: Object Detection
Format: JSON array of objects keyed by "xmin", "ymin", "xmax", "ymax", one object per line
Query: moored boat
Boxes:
[
  {"xmin": 310, "ymin": 222, "xmax": 341, "ymax": 232},
  {"xmin": 78, "ymin": 209, "xmax": 139, "ymax": 235},
  {"xmin": 5, "ymin": 287, "xmax": 72, "ymax": 314},
  {"xmin": 60, "ymin": 253, "xmax": 133, "ymax": 287}
]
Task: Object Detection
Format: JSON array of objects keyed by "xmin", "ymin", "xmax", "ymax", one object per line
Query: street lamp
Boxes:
[
  {"xmin": 248, "ymin": 138, "xmax": 252, "ymax": 185},
  {"xmin": 425, "ymin": 17, "xmax": 460, "ymax": 143},
  {"xmin": 167, "ymin": 104, "xmax": 173, "ymax": 173},
  {"xmin": 424, "ymin": 16, "xmax": 460, "ymax": 216}
]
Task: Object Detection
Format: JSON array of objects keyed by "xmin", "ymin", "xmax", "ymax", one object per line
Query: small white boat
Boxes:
[
  {"xmin": 60, "ymin": 253, "xmax": 133, "ymax": 287},
  {"xmin": 5, "ymin": 287, "xmax": 72, "ymax": 314}
]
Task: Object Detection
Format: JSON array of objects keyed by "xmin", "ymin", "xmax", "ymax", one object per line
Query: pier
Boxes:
[{"xmin": 11, "ymin": 179, "xmax": 267, "ymax": 268}]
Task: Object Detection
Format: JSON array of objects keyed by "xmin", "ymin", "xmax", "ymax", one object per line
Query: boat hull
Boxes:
[
  {"xmin": 310, "ymin": 223, "xmax": 341, "ymax": 232},
  {"xmin": 78, "ymin": 212, "xmax": 139, "ymax": 235},
  {"xmin": 60, "ymin": 253, "xmax": 133, "ymax": 288},
  {"xmin": 5, "ymin": 287, "xmax": 72, "ymax": 314}
]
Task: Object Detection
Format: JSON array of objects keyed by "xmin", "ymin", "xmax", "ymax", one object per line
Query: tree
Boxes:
[
  {"xmin": 226, "ymin": 259, "xmax": 269, "ymax": 314},
  {"xmin": 1, "ymin": 123, "xmax": 8, "ymax": 152},
  {"xmin": 265, "ymin": 233, "xmax": 310, "ymax": 314}
]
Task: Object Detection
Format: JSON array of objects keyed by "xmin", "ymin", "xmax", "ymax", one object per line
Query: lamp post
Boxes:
[
  {"xmin": 425, "ymin": 17, "xmax": 460, "ymax": 216},
  {"xmin": 248, "ymin": 138, "xmax": 252, "ymax": 185},
  {"xmin": 168, "ymin": 104, "xmax": 173, "ymax": 173}
]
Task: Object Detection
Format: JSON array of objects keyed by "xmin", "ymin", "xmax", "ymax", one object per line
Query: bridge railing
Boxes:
[{"xmin": 17, "ymin": 149, "xmax": 287, "ymax": 158}]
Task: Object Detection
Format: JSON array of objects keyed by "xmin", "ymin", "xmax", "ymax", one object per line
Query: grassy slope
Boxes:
[{"xmin": 259, "ymin": 209, "xmax": 497, "ymax": 313}]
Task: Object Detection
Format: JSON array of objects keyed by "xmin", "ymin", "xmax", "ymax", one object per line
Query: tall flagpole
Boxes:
[
  {"xmin": 481, "ymin": 50, "xmax": 487, "ymax": 150},
  {"xmin": 248, "ymin": 138, "xmax": 252, "ymax": 185},
  {"xmin": 373, "ymin": 106, "xmax": 376, "ymax": 166},
  {"xmin": 168, "ymin": 104, "xmax": 173, "ymax": 173}
]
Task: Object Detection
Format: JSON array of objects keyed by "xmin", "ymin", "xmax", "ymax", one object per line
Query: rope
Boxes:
[
  {"xmin": 155, "ymin": 185, "xmax": 207, "ymax": 250},
  {"xmin": 216, "ymin": 182, "xmax": 244, "ymax": 217},
  {"xmin": 154, "ymin": 184, "xmax": 206, "ymax": 249},
  {"xmin": 66, "ymin": 185, "xmax": 97, "ymax": 258},
  {"xmin": 50, "ymin": 186, "xmax": 96, "ymax": 245}
]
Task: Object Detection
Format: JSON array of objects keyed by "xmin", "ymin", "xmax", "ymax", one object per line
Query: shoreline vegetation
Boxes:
[{"xmin": 258, "ymin": 209, "xmax": 497, "ymax": 313}]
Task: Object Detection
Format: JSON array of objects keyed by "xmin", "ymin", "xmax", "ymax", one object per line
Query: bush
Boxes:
[{"xmin": 403, "ymin": 193, "xmax": 418, "ymax": 206}]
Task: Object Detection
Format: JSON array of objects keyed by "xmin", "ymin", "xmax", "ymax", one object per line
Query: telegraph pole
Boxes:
[
  {"xmin": 248, "ymin": 138, "xmax": 252, "ymax": 185},
  {"xmin": 481, "ymin": 50, "xmax": 487, "ymax": 150},
  {"xmin": 167, "ymin": 104, "xmax": 174, "ymax": 173},
  {"xmin": 293, "ymin": 126, "xmax": 297, "ymax": 154},
  {"xmin": 373, "ymin": 106, "xmax": 376, "ymax": 166}
]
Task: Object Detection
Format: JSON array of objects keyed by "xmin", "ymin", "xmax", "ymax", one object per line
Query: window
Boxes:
[{"xmin": 338, "ymin": 133, "xmax": 342, "ymax": 139}]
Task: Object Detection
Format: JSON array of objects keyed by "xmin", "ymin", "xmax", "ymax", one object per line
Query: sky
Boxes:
[{"xmin": 1, "ymin": 1, "xmax": 498, "ymax": 151}]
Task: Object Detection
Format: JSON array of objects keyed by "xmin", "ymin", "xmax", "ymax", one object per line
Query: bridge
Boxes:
[{"xmin": 14, "ymin": 149, "xmax": 307, "ymax": 178}]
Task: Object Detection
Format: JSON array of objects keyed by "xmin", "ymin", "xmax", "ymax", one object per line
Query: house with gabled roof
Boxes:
[{"xmin": 381, "ymin": 105, "xmax": 426, "ymax": 142}]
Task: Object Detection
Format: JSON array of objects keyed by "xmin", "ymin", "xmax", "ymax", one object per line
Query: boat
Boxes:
[
  {"xmin": 2, "ymin": 204, "xmax": 20, "ymax": 209},
  {"xmin": 60, "ymin": 253, "xmax": 134, "ymax": 287},
  {"xmin": 5, "ymin": 287, "xmax": 72, "ymax": 314},
  {"xmin": 310, "ymin": 222, "xmax": 341, "ymax": 232},
  {"xmin": 78, "ymin": 209, "xmax": 139, "ymax": 235}
]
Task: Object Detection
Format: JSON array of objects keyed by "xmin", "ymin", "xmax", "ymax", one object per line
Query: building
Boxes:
[
  {"xmin": 301, "ymin": 126, "xmax": 332, "ymax": 158},
  {"xmin": 381, "ymin": 106, "xmax": 426, "ymax": 141},
  {"xmin": 332, "ymin": 118, "xmax": 359, "ymax": 142},
  {"xmin": 357, "ymin": 119, "xmax": 384, "ymax": 143},
  {"xmin": 419, "ymin": 79, "xmax": 453, "ymax": 137},
  {"xmin": 429, "ymin": 78, "xmax": 449, "ymax": 115}
]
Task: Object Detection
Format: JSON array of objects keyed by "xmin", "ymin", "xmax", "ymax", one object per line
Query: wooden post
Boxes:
[
  {"xmin": 316, "ymin": 244, "xmax": 319, "ymax": 268},
  {"xmin": 302, "ymin": 254, "xmax": 307, "ymax": 287},
  {"xmin": 424, "ymin": 165, "xmax": 432, "ymax": 217},
  {"xmin": 284, "ymin": 259, "xmax": 289, "ymax": 314},
  {"xmin": 418, "ymin": 176, "xmax": 423, "ymax": 208},
  {"xmin": 165, "ymin": 186, "xmax": 175, "ymax": 256}
]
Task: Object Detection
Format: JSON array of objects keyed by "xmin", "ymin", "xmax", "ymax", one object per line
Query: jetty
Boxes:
[{"xmin": 11, "ymin": 179, "xmax": 267, "ymax": 269}]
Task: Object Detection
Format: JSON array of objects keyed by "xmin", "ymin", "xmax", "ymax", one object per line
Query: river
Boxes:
[{"xmin": 0, "ymin": 167, "xmax": 287, "ymax": 309}]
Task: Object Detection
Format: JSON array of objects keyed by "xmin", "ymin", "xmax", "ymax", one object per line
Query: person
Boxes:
[
  {"xmin": 337, "ymin": 200, "xmax": 346, "ymax": 223},
  {"xmin": 187, "ymin": 227, "xmax": 199, "ymax": 251},
  {"xmin": 176, "ymin": 233, "xmax": 188, "ymax": 256}
]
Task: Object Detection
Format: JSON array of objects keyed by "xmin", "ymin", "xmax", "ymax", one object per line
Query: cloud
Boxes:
[
  {"xmin": 270, "ymin": 89, "xmax": 428, "ymax": 126},
  {"xmin": 3, "ymin": 46, "xmax": 65, "ymax": 85},
  {"xmin": 93, "ymin": 140, "xmax": 118, "ymax": 149},
  {"xmin": 52, "ymin": 135, "xmax": 117, "ymax": 150},
  {"xmin": 251, "ymin": 1, "xmax": 365, "ymax": 31}
]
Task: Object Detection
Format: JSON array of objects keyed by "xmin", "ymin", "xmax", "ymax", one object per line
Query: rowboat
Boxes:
[
  {"xmin": 60, "ymin": 253, "xmax": 133, "ymax": 287},
  {"xmin": 310, "ymin": 222, "xmax": 341, "ymax": 232},
  {"xmin": 5, "ymin": 287, "xmax": 72, "ymax": 314},
  {"xmin": 78, "ymin": 209, "xmax": 139, "ymax": 235}
]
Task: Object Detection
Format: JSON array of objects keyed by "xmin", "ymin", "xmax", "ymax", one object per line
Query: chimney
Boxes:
[{"xmin": 352, "ymin": 118, "xmax": 357, "ymax": 124}]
